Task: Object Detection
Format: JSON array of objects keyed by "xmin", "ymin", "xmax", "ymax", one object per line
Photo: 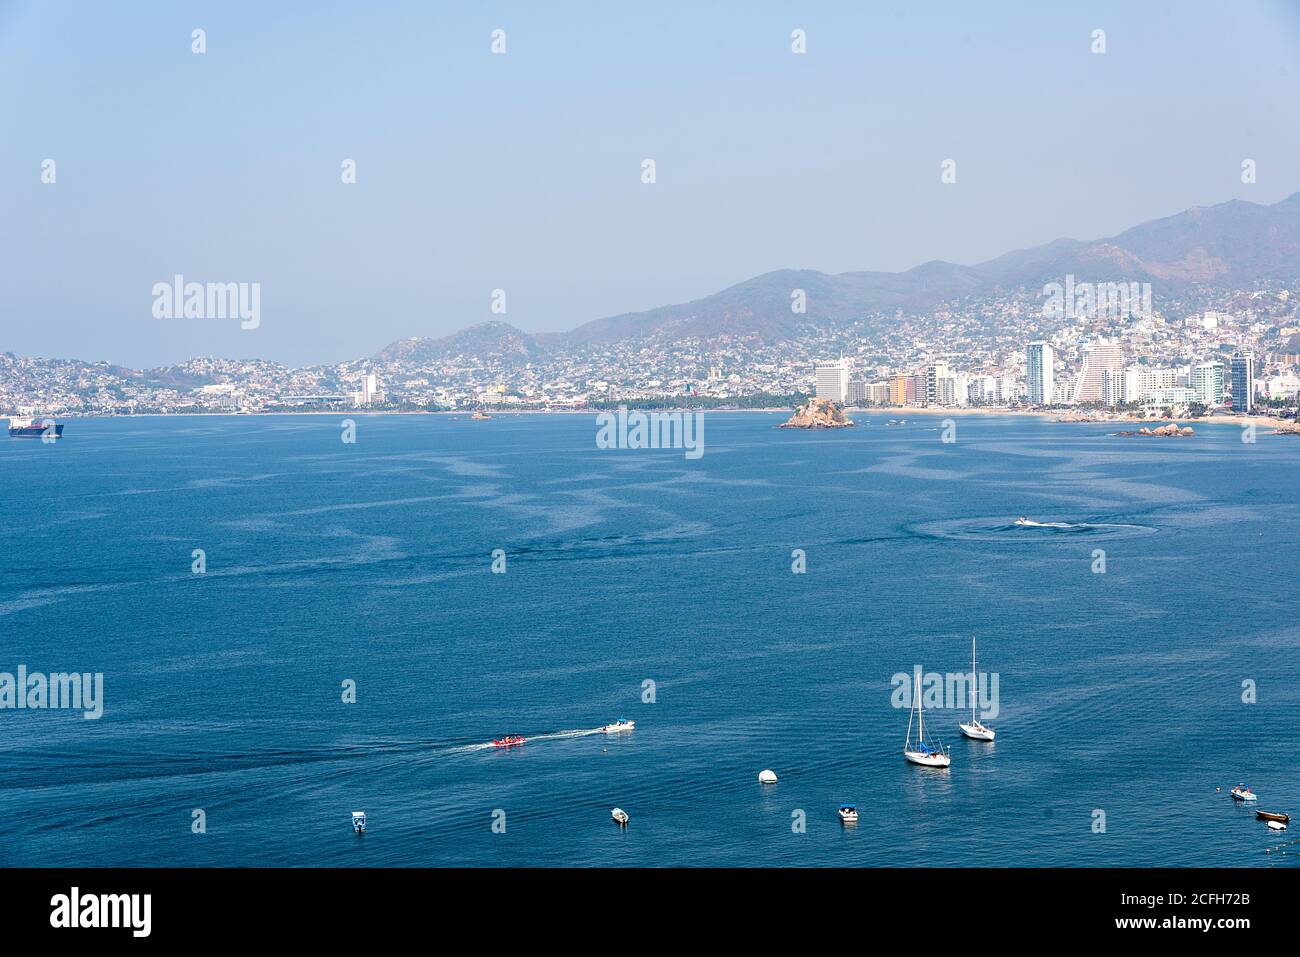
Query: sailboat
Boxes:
[
  {"xmin": 904, "ymin": 670, "xmax": 951, "ymax": 768},
  {"xmin": 958, "ymin": 637, "xmax": 995, "ymax": 741}
]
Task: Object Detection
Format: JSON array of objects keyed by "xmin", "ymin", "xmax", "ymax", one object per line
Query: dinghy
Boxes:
[
  {"xmin": 611, "ymin": 807, "xmax": 629, "ymax": 826},
  {"xmin": 1256, "ymin": 810, "xmax": 1290, "ymax": 824}
]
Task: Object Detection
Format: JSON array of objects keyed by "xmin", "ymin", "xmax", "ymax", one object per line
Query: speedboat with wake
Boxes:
[
  {"xmin": 1231, "ymin": 785, "xmax": 1256, "ymax": 802},
  {"xmin": 958, "ymin": 637, "xmax": 995, "ymax": 742},
  {"xmin": 904, "ymin": 673, "xmax": 951, "ymax": 768},
  {"xmin": 602, "ymin": 718, "xmax": 635, "ymax": 733},
  {"xmin": 1014, "ymin": 516, "xmax": 1073, "ymax": 528},
  {"xmin": 493, "ymin": 734, "xmax": 526, "ymax": 747}
]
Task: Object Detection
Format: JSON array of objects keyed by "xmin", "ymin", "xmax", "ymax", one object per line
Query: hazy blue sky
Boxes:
[{"xmin": 3, "ymin": 1, "xmax": 1299, "ymax": 367}]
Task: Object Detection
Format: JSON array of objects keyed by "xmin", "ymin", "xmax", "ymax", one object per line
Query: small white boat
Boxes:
[
  {"xmin": 1231, "ymin": 785, "xmax": 1257, "ymax": 802},
  {"xmin": 351, "ymin": 810, "xmax": 367, "ymax": 834},
  {"xmin": 1015, "ymin": 517, "xmax": 1073, "ymax": 528},
  {"xmin": 958, "ymin": 637, "xmax": 995, "ymax": 742},
  {"xmin": 758, "ymin": 769, "xmax": 778, "ymax": 784},
  {"xmin": 904, "ymin": 672, "xmax": 951, "ymax": 768},
  {"xmin": 1268, "ymin": 820, "xmax": 1287, "ymax": 831},
  {"xmin": 611, "ymin": 807, "xmax": 629, "ymax": 825},
  {"xmin": 602, "ymin": 718, "xmax": 635, "ymax": 733},
  {"xmin": 838, "ymin": 804, "xmax": 858, "ymax": 824}
]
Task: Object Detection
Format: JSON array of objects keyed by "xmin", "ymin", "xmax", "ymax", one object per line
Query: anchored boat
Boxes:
[
  {"xmin": 958, "ymin": 637, "xmax": 995, "ymax": 742},
  {"xmin": 838, "ymin": 804, "xmax": 858, "ymax": 824},
  {"xmin": 8, "ymin": 416, "xmax": 62, "ymax": 439},
  {"xmin": 1256, "ymin": 810, "xmax": 1290, "ymax": 824},
  {"xmin": 611, "ymin": 807, "xmax": 629, "ymax": 826},
  {"xmin": 1231, "ymin": 785, "xmax": 1257, "ymax": 802},
  {"xmin": 351, "ymin": 810, "xmax": 366, "ymax": 834},
  {"xmin": 904, "ymin": 669, "xmax": 951, "ymax": 768}
]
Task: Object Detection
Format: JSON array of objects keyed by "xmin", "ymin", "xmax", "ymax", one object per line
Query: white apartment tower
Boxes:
[
  {"xmin": 1190, "ymin": 361, "xmax": 1225, "ymax": 407},
  {"xmin": 1026, "ymin": 342, "xmax": 1055, "ymax": 405}
]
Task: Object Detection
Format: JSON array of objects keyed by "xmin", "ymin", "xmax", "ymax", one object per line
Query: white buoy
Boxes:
[{"xmin": 758, "ymin": 769, "xmax": 778, "ymax": 784}]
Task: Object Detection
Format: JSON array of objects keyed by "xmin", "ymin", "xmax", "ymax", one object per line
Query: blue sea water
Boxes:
[{"xmin": 1, "ymin": 411, "xmax": 1298, "ymax": 867}]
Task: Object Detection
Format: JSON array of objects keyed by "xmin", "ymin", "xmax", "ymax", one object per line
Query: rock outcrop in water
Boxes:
[
  {"xmin": 1116, "ymin": 423, "xmax": 1195, "ymax": 437},
  {"xmin": 779, "ymin": 398, "xmax": 855, "ymax": 429}
]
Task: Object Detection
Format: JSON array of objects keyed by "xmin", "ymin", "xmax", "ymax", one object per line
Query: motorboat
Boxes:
[
  {"xmin": 602, "ymin": 719, "xmax": 635, "ymax": 733},
  {"xmin": 838, "ymin": 804, "xmax": 858, "ymax": 824},
  {"xmin": 758, "ymin": 769, "xmax": 778, "ymax": 784},
  {"xmin": 1230, "ymin": 785, "xmax": 1257, "ymax": 802},
  {"xmin": 1268, "ymin": 820, "xmax": 1287, "ymax": 831},
  {"xmin": 493, "ymin": 735, "xmax": 526, "ymax": 747},
  {"xmin": 1256, "ymin": 810, "xmax": 1290, "ymax": 824},
  {"xmin": 351, "ymin": 810, "xmax": 367, "ymax": 834},
  {"xmin": 904, "ymin": 670, "xmax": 951, "ymax": 768},
  {"xmin": 611, "ymin": 807, "xmax": 629, "ymax": 825},
  {"xmin": 958, "ymin": 637, "xmax": 995, "ymax": 742}
]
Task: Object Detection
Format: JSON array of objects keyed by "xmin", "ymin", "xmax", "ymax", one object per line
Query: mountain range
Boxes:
[{"xmin": 377, "ymin": 190, "xmax": 1300, "ymax": 363}]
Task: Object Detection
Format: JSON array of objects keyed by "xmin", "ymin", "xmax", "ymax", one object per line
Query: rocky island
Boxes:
[
  {"xmin": 779, "ymin": 397, "xmax": 855, "ymax": 429},
  {"xmin": 1115, "ymin": 423, "xmax": 1195, "ymax": 438}
]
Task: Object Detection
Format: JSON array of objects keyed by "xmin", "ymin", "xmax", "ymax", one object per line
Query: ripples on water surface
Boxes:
[{"xmin": 2, "ymin": 413, "xmax": 1298, "ymax": 867}]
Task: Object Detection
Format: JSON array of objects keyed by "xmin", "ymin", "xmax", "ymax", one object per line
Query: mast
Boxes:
[
  {"xmin": 917, "ymin": 670, "xmax": 925, "ymax": 744},
  {"xmin": 905, "ymin": 687, "xmax": 915, "ymax": 748},
  {"xmin": 971, "ymin": 637, "xmax": 977, "ymax": 723}
]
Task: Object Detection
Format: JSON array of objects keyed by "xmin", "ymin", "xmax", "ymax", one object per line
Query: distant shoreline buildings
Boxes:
[
  {"xmin": 2, "ymin": 286, "xmax": 1295, "ymax": 419},
  {"xmin": 815, "ymin": 326, "xmax": 1264, "ymax": 418}
]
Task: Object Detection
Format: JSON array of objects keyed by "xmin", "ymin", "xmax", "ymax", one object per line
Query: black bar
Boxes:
[{"xmin": 0, "ymin": 867, "xmax": 1286, "ymax": 942}]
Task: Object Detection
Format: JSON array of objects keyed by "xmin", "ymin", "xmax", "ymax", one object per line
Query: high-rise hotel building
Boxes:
[
  {"xmin": 815, "ymin": 358, "xmax": 852, "ymax": 403},
  {"xmin": 1190, "ymin": 361, "xmax": 1225, "ymax": 407},
  {"xmin": 1231, "ymin": 352, "xmax": 1256, "ymax": 413},
  {"xmin": 1026, "ymin": 341, "xmax": 1055, "ymax": 405},
  {"xmin": 1072, "ymin": 340, "xmax": 1124, "ymax": 404}
]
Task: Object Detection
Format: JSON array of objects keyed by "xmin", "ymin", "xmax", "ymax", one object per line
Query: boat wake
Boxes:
[
  {"xmin": 910, "ymin": 517, "xmax": 1158, "ymax": 544},
  {"xmin": 443, "ymin": 727, "xmax": 607, "ymax": 755}
]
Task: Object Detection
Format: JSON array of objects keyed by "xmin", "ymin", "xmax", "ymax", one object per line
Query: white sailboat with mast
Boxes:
[
  {"xmin": 903, "ymin": 667, "xmax": 951, "ymax": 768},
  {"xmin": 958, "ymin": 637, "xmax": 995, "ymax": 741}
]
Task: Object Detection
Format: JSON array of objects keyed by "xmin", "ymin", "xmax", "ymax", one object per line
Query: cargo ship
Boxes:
[{"xmin": 8, "ymin": 416, "xmax": 63, "ymax": 439}]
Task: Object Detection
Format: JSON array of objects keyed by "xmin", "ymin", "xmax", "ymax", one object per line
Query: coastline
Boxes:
[
  {"xmin": 13, "ymin": 406, "xmax": 1289, "ymax": 430},
  {"xmin": 847, "ymin": 405, "xmax": 1285, "ymax": 429}
]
